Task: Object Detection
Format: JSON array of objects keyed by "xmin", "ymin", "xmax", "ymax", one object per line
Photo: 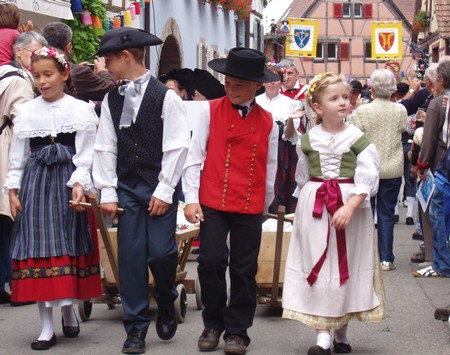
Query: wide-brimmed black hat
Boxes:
[
  {"xmin": 89, "ymin": 27, "xmax": 162, "ymax": 58},
  {"xmin": 208, "ymin": 47, "xmax": 279, "ymax": 83}
]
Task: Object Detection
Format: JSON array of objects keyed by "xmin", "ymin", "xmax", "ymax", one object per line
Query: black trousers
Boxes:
[{"xmin": 198, "ymin": 205, "xmax": 263, "ymax": 345}]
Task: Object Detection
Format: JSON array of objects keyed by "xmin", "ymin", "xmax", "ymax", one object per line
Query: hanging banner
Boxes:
[
  {"xmin": 285, "ymin": 18, "xmax": 318, "ymax": 58},
  {"xmin": 371, "ymin": 21, "xmax": 402, "ymax": 60}
]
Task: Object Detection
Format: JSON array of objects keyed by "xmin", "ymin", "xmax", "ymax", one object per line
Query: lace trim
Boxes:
[{"xmin": 14, "ymin": 121, "xmax": 94, "ymax": 139}]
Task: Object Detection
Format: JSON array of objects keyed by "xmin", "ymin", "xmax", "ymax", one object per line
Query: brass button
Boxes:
[
  {"xmin": 226, "ymin": 159, "xmax": 230, "ymax": 163},
  {"xmin": 227, "ymin": 154, "xmax": 230, "ymax": 158},
  {"xmin": 222, "ymin": 204, "xmax": 226, "ymax": 207},
  {"xmin": 225, "ymin": 163, "xmax": 229, "ymax": 168},
  {"xmin": 244, "ymin": 206, "xmax": 248, "ymax": 210},
  {"xmin": 227, "ymin": 149, "xmax": 231, "ymax": 153},
  {"xmin": 231, "ymin": 124, "xmax": 235, "ymax": 128},
  {"xmin": 224, "ymin": 179, "xmax": 228, "ymax": 183},
  {"xmin": 224, "ymin": 184, "xmax": 228, "ymax": 188},
  {"xmin": 223, "ymin": 188, "xmax": 227, "ymax": 192},
  {"xmin": 250, "ymin": 126, "xmax": 254, "ymax": 131}
]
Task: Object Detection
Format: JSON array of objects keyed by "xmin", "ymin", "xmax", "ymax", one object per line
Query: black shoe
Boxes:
[
  {"xmin": 394, "ymin": 214, "xmax": 399, "ymax": 223},
  {"xmin": 122, "ymin": 330, "xmax": 145, "ymax": 354},
  {"xmin": 333, "ymin": 339, "xmax": 352, "ymax": 353},
  {"xmin": 156, "ymin": 303, "xmax": 177, "ymax": 340},
  {"xmin": 434, "ymin": 304, "xmax": 450, "ymax": 321},
  {"xmin": 307, "ymin": 345, "xmax": 331, "ymax": 355},
  {"xmin": 0, "ymin": 290, "xmax": 11, "ymax": 304},
  {"xmin": 412, "ymin": 232, "xmax": 424, "ymax": 241},
  {"xmin": 62, "ymin": 314, "xmax": 80, "ymax": 338},
  {"xmin": 31, "ymin": 333, "xmax": 56, "ymax": 351},
  {"xmin": 198, "ymin": 328, "xmax": 223, "ymax": 351},
  {"xmin": 406, "ymin": 217, "xmax": 414, "ymax": 225}
]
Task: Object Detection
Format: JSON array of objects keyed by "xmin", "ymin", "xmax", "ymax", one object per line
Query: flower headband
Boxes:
[
  {"xmin": 307, "ymin": 72, "xmax": 334, "ymax": 95},
  {"xmin": 29, "ymin": 47, "xmax": 69, "ymax": 71}
]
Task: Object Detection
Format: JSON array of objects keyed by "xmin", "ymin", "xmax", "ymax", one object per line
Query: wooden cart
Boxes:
[
  {"xmin": 256, "ymin": 206, "xmax": 293, "ymax": 306},
  {"xmin": 78, "ymin": 196, "xmax": 199, "ymax": 323}
]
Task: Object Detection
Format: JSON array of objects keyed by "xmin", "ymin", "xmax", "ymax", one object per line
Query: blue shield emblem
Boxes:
[{"xmin": 294, "ymin": 29, "xmax": 311, "ymax": 49}]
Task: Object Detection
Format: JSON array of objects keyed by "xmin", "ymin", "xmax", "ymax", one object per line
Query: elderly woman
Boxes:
[
  {"xmin": 413, "ymin": 58, "xmax": 450, "ymax": 278},
  {"xmin": 11, "ymin": 31, "xmax": 47, "ymax": 81},
  {"xmin": 351, "ymin": 69, "xmax": 407, "ymax": 271},
  {"xmin": 256, "ymin": 66, "xmax": 305, "ymax": 213}
]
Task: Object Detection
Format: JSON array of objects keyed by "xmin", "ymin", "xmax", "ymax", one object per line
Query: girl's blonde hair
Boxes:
[{"xmin": 306, "ymin": 72, "xmax": 350, "ymax": 124}]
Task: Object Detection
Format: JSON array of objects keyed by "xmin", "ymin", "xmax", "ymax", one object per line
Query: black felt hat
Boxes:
[
  {"xmin": 158, "ymin": 68, "xmax": 196, "ymax": 98},
  {"xmin": 208, "ymin": 47, "xmax": 279, "ymax": 83},
  {"xmin": 89, "ymin": 27, "xmax": 162, "ymax": 57}
]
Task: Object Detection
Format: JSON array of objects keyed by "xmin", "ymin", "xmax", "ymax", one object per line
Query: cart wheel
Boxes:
[
  {"xmin": 175, "ymin": 284, "xmax": 187, "ymax": 323},
  {"xmin": 107, "ymin": 302, "xmax": 116, "ymax": 310},
  {"xmin": 78, "ymin": 300, "xmax": 93, "ymax": 322},
  {"xmin": 195, "ymin": 276, "xmax": 203, "ymax": 310}
]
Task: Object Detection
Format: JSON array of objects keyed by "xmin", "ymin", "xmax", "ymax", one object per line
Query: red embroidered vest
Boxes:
[{"xmin": 199, "ymin": 97, "xmax": 273, "ymax": 214}]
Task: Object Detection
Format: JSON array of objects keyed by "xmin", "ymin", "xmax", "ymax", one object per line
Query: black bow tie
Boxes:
[{"xmin": 232, "ymin": 103, "xmax": 248, "ymax": 118}]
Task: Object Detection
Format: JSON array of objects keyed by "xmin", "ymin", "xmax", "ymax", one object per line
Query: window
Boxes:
[
  {"xmin": 316, "ymin": 41, "xmax": 338, "ymax": 61},
  {"xmin": 343, "ymin": 3, "xmax": 351, "ymax": 18},
  {"xmin": 354, "ymin": 3, "xmax": 363, "ymax": 18},
  {"xmin": 334, "ymin": 2, "xmax": 368, "ymax": 18},
  {"xmin": 364, "ymin": 41, "xmax": 372, "ymax": 60}
]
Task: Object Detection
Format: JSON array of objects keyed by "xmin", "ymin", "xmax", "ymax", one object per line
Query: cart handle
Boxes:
[{"xmin": 69, "ymin": 200, "xmax": 125, "ymax": 214}]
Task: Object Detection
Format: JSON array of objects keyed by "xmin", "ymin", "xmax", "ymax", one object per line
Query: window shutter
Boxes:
[
  {"xmin": 340, "ymin": 43, "xmax": 349, "ymax": 61},
  {"xmin": 333, "ymin": 3, "xmax": 343, "ymax": 18},
  {"xmin": 364, "ymin": 4, "xmax": 373, "ymax": 18}
]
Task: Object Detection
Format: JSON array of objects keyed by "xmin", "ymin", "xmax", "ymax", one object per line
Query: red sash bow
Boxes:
[{"xmin": 306, "ymin": 178, "xmax": 354, "ymax": 287}]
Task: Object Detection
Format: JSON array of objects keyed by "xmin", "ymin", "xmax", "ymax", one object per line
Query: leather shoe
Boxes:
[
  {"xmin": 62, "ymin": 314, "xmax": 80, "ymax": 338},
  {"xmin": 0, "ymin": 290, "xmax": 11, "ymax": 304},
  {"xmin": 122, "ymin": 330, "xmax": 145, "ymax": 354},
  {"xmin": 333, "ymin": 339, "xmax": 352, "ymax": 353},
  {"xmin": 412, "ymin": 232, "xmax": 424, "ymax": 241},
  {"xmin": 307, "ymin": 345, "xmax": 331, "ymax": 355},
  {"xmin": 198, "ymin": 328, "xmax": 223, "ymax": 351},
  {"xmin": 10, "ymin": 301, "xmax": 36, "ymax": 307},
  {"xmin": 155, "ymin": 303, "xmax": 177, "ymax": 340},
  {"xmin": 31, "ymin": 333, "xmax": 56, "ymax": 350},
  {"xmin": 223, "ymin": 335, "xmax": 247, "ymax": 355},
  {"xmin": 406, "ymin": 217, "xmax": 414, "ymax": 225}
]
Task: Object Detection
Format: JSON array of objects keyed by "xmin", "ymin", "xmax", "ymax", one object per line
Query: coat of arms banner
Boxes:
[
  {"xmin": 371, "ymin": 21, "xmax": 403, "ymax": 60},
  {"xmin": 285, "ymin": 18, "xmax": 318, "ymax": 58}
]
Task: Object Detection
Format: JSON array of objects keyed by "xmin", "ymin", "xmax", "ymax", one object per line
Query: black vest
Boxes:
[{"xmin": 109, "ymin": 76, "xmax": 168, "ymax": 189}]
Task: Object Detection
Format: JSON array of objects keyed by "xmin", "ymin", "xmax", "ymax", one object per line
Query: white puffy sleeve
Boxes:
[
  {"xmin": 3, "ymin": 119, "xmax": 30, "ymax": 191},
  {"xmin": 67, "ymin": 102, "xmax": 99, "ymax": 193},
  {"xmin": 349, "ymin": 142, "xmax": 380, "ymax": 207},
  {"xmin": 293, "ymin": 140, "xmax": 309, "ymax": 197}
]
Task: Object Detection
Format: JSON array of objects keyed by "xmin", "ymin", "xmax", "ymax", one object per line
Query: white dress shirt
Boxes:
[{"xmin": 93, "ymin": 72, "xmax": 190, "ymax": 205}]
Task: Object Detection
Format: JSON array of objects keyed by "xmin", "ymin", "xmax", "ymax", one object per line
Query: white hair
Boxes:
[{"xmin": 370, "ymin": 69, "xmax": 396, "ymax": 99}]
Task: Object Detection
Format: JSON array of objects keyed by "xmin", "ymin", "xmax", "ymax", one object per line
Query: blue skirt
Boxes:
[{"xmin": 11, "ymin": 143, "xmax": 92, "ymax": 260}]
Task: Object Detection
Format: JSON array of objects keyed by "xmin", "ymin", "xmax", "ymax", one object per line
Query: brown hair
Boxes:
[
  {"xmin": 0, "ymin": 3, "xmax": 20, "ymax": 29},
  {"xmin": 111, "ymin": 47, "xmax": 146, "ymax": 63},
  {"xmin": 266, "ymin": 66, "xmax": 283, "ymax": 82},
  {"xmin": 30, "ymin": 55, "xmax": 76, "ymax": 97},
  {"xmin": 306, "ymin": 73, "xmax": 350, "ymax": 124}
]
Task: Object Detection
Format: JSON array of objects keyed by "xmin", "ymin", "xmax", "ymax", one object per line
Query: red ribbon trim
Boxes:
[{"xmin": 307, "ymin": 178, "xmax": 353, "ymax": 287}]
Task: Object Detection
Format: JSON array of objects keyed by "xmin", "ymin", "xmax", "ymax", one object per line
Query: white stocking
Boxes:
[
  {"xmin": 61, "ymin": 304, "xmax": 78, "ymax": 327},
  {"xmin": 37, "ymin": 302, "xmax": 54, "ymax": 341}
]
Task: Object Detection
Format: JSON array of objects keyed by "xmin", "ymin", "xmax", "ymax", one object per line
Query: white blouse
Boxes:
[
  {"xmin": 294, "ymin": 124, "xmax": 380, "ymax": 207},
  {"xmin": 93, "ymin": 80, "xmax": 190, "ymax": 205},
  {"xmin": 4, "ymin": 95, "xmax": 98, "ymax": 193},
  {"xmin": 256, "ymin": 93, "xmax": 304, "ymax": 145}
]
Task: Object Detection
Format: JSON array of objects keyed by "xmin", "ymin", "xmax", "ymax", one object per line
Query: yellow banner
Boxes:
[
  {"xmin": 371, "ymin": 22, "xmax": 403, "ymax": 60},
  {"xmin": 285, "ymin": 18, "xmax": 318, "ymax": 58}
]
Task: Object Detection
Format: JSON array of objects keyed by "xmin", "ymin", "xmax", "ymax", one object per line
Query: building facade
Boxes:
[{"xmin": 265, "ymin": 0, "xmax": 416, "ymax": 83}]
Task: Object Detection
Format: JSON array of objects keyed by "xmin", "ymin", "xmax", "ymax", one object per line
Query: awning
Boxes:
[{"xmin": 3, "ymin": 0, "xmax": 74, "ymax": 20}]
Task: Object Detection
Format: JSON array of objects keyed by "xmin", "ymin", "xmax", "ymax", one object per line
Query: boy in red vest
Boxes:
[{"xmin": 183, "ymin": 48, "xmax": 279, "ymax": 355}]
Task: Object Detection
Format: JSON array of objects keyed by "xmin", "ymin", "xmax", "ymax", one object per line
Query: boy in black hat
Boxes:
[
  {"xmin": 183, "ymin": 47, "xmax": 279, "ymax": 355},
  {"xmin": 92, "ymin": 27, "xmax": 190, "ymax": 354}
]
